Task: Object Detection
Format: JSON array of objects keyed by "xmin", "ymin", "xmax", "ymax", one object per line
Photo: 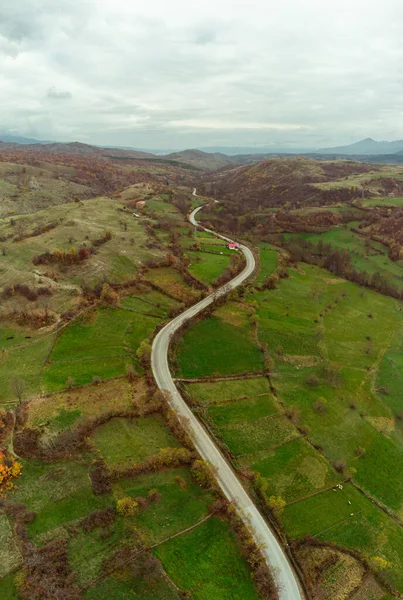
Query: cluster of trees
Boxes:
[
  {"xmin": 32, "ymin": 246, "xmax": 91, "ymax": 266},
  {"xmin": 32, "ymin": 231, "xmax": 113, "ymax": 266},
  {"xmin": 2, "ymin": 282, "xmax": 53, "ymax": 302},
  {"xmin": 2, "ymin": 305, "xmax": 56, "ymax": 328},
  {"xmin": 285, "ymin": 238, "xmax": 403, "ymax": 300},
  {"xmin": 201, "ymin": 157, "xmax": 370, "ymax": 211},
  {"xmin": 11, "ymin": 219, "xmax": 57, "ymax": 243},
  {"xmin": 92, "ymin": 230, "xmax": 112, "ymax": 247},
  {"xmin": 0, "ymin": 451, "xmax": 22, "ymax": 492}
]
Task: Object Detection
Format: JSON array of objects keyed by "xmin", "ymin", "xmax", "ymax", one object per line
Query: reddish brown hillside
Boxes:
[{"xmin": 204, "ymin": 157, "xmax": 373, "ymax": 208}]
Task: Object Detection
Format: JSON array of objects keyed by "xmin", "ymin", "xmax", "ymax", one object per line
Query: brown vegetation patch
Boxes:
[
  {"xmin": 296, "ymin": 544, "xmax": 365, "ymax": 599},
  {"xmin": 366, "ymin": 416, "xmax": 395, "ymax": 435},
  {"xmin": 214, "ymin": 303, "xmax": 249, "ymax": 328},
  {"xmin": 26, "ymin": 378, "xmax": 142, "ymax": 428},
  {"xmin": 282, "ymin": 355, "xmax": 319, "ymax": 368},
  {"xmin": 322, "ymin": 277, "xmax": 344, "ymax": 285}
]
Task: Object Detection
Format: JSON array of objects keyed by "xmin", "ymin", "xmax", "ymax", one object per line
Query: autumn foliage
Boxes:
[{"xmin": 0, "ymin": 451, "xmax": 22, "ymax": 493}]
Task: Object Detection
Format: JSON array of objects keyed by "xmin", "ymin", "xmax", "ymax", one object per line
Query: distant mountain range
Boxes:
[
  {"xmin": 0, "ymin": 134, "xmax": 52, "ymax": 145},
  {"xmin": 3, "ymin": 135, "xmax": 403, "ymax": 168},
  {"xmin": 317, "ymin": 138, "xmax": 403, "ymax": 155}
]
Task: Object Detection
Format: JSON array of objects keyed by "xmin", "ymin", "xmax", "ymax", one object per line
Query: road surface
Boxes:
[{"xmin": 151, "ymin": 204, "xmax": 303, "ymax": 600}]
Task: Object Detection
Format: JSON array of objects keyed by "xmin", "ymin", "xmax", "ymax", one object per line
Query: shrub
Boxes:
[
  {"xmin": 18, "ymin": 538, "xmax": 81, "ymax": 600},
  {"xmin": 100, "ymin": 283, "xmax": 119, "ymax": 306},
  {"xmin": 267, "ymin": 495, "xmax": 286, "ymax": 516},
  {"xmin": 191, "ymin": 460, "xmax": 217, "ymax": 491},
  {"xmin": 333, "ymin": 459, "xmax": 347, "ymax": 473},
  {"xmin": 306, "ymin": 373, "xmax": 319, "ymax": 387},
  {"xmin": 116, "ymin": 497, "xmax": 139, "ymax": 517},
  {"xmin": 126, "ymin": 364, "xmax": 136, "ymax": 382},
  {"xmin": 136, "ymin": 340, "xmax": 152, "ymax": 368},
  {"xmin": 81, "ymin": 506, "xmax": 115, "ymax": 532},
  {"xmin": 262, "ymin": 273, "xmax": 279, "ymax": 290},
  {"xmin": 90, "ymin": 459, "xmax": 111, "ymax": 495},
  {"xmin": 0, "ymin": 452, "xmax": 22, "ymax": 492},
  {"xmin": 174, "ymin": 476, "xmax": 187, "ymax": 489},
  {"xmin": 322, "ymin": 361, "xmax": 342, "ymax": 388},
  {"xmin": 286, "ymin": 405, "xmax": 301, "ymax": 424},
  {"xmin": 313, "ymin": 398, "xmax": 327, "ymax": 414}
]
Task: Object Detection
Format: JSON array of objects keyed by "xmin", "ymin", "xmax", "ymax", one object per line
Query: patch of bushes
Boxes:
[
  {"xmin": 33, "ymin": 247, "xmax": 90, "ymax": 266},
  {"xmin": 80, "ymin": 506, "xmax": 115, "ymax": 532},
  {"xmin": 90, "ymin": 459, "xmax": 112, "ymax": 495},
  {"xmin": 2, "ymin": 283, "xmax": 53, "ymax": 302}
]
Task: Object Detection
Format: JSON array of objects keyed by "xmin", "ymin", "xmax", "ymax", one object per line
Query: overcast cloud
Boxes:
[{"xmin": 0, "ymin": 0, "xmax": 402, "ymax": 149}]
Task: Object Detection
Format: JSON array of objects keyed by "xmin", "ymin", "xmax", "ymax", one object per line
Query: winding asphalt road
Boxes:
[{"xmin": 151, "ymin": 203, "xmax": 303, "ymax": 600}]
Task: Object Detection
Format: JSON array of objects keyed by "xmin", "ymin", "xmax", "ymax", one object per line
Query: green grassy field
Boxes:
[
  {"xmin": 50, "ymin": 308, "xmax": 158, "ymax": 361},
  {"xmin": 185, "ymin": 377, "xmax": 272, "ymax": 404},
  {"xmin": 114, "ymin": 468, "xmax": 213, "ymax": 543},
  {"xmin": 120, "ymin": 295, "xmax": 167, "ymax": 316},
  {"xmin": 219, "ymin": 414, "xmax": 298, "ymax": 456},
  {"xmin": 257, "ymin": 244, "xmax": 277, "ymax": 285},
  {"xmin": 154, "ymin": 516, "xmax": 261, "ymax": 600},
  {"xmin": 91, "ymin": 415, "xmax": 181, "ymax": 466},
  {"xmin": 206, "ymin": 394, "xmax": 281, "ymax": 426},
  {"xmin": 175, "ymin": 254, "xmax": 403, "ymax": 593},
  {"xmin": 84, "ymin": 568, "xmax": 181, "ymax": 600},
  {"xmin": 146, "ymin": 267, "xmax": 199, "ymax": 302},
  {"xmin": 0, "ymin": 333, "xmax": 56, "ymax": 406},
  {"xmin": 242, "ymin": 437, "xmax": 340, "ymax": 503},
  {"xmin": 286, "ymin": 227, "xmax": 403, "ymax": 290},
  {"xmin": 0, "ymin": 573, "xmax": 20, "ymax": 600},
  {"xmin": 282, "ymin": 483, "xmax": 403, "ymax": 590},
  {"xmin": 185, "ymin": 250, "xmax": 231, "ymax": 285},
  {"xmin": 176, "ymin": 314, "xmax": 265, "ymax": 377},
  {"xmin": 360, "ymin": 197, "xmax": 403, "ymax": 207},
  {"xmin": 43, "ymin": 354, "xmax": 135, "ymax": 392},
  {"xmin": 41, "ymin": 307, "xmax": 159, "ymax": 392}
]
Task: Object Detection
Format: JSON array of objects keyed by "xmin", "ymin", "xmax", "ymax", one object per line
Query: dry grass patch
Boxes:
[
  {"xmin": 282, "ymin": 355, "xmax": 319, "ymax": 368},
  {"xmin": 214, "ymin": 302, "xmax": 250, "ymax": 328},
  {"xmin": 296, "ymin": 545, "xmax": 366, "ymax": 600},
  {"xmin": 27, "ymin": 378, "xmax": 140, "ymax": 429},
  {"xmin": 323, "ymin": 278, "xmax": 344, "ymax": 285},
  {"xmin": 365, "ymin": 416, "xmax": 395, "ymax": 436}
]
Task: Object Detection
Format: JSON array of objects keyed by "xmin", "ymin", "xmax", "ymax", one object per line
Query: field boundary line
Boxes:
[
  {"xmin": 48, "ymin": 352, "xmax": 132, "ymax": 364},
  {"xmin": 220, "ymin": 411, "xmax": 286, "ymax": 430},
  {"xmin": 83, "ymin": 512, "xmax": 215, "ymax": 590},
  {"xmin": 205, "ymin": 392, "xmax": 276, "ymax": 406},
  {"xmin": 284, "ymin": 481, "xmax": 349, "ymax": 507},
  {"xmin": 349, "ymin": 480, "xmax": 403, "ymax": 529},
  {"xmin": 359, "ymin": 327, "xmax": 395, "ymax": 393},
  {"xmin": 237, "ymin": 435, "xmax": 305, "ymax": 459},
  {"xmin": 175, "ymin": 372, "xmax": 266, "ymax": 383},
  {"xmin": 312, "ymin": 510, "xmax": 364, "ymax": 539},
  {"xmin": 150, "ymin": 512, "xmax": 214, "ymax": 550},
  {"xmin": 116, "ymin": 305, "xmax": 164, "ymax": 319},
  {"xmin": 2, "ymin": 303, "xmax": 95, "ymax": 355},
  {"xmin": 122, "ymin": 292, "xmax": 170, "ymax": 310}
]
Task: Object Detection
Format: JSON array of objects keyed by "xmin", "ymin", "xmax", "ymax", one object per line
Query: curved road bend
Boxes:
[{"xmin": 151, "ymin": 204, "xmax": 303, "ymax": 600}]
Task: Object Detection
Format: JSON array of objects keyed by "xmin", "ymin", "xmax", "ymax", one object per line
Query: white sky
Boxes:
[{"xmin": 1, "ymin": 0, "xmax": 403, "ymax": 148}]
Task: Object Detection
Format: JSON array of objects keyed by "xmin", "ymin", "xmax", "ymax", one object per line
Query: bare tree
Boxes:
[{"xmin": 10, "ymin": 377, "xmax": 25, "ymax": 404}]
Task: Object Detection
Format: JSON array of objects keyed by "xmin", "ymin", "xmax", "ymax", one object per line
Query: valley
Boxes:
[{"xmin": 1, "ymin": 145, "xmax": 403, "ymax": 600}]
